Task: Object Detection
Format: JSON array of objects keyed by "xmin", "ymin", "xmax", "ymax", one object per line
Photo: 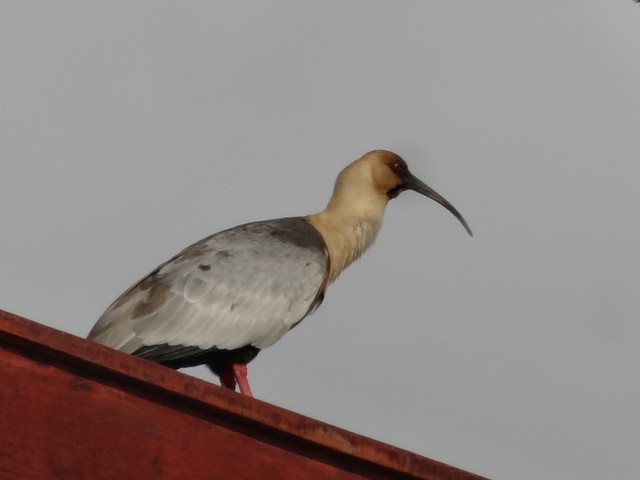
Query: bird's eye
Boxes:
[
  {"xmin": 391, "ymin": 162, "xmax": 403, "ymax": 172},
  {"xmin": 386, "ymin": 158, "xmax": 408, "ymax": 174}
]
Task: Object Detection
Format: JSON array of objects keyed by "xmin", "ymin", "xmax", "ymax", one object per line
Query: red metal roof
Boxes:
[{"xmin": 0, "ymin": 309, "xmax": 487, "ymax": 479}]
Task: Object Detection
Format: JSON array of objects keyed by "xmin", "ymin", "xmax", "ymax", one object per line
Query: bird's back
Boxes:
[{"xmin": 88, "ymin": 217, "xmax": 328, "ymax": 363}]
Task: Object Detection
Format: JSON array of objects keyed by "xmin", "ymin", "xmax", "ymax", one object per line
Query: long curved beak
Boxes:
[{"xmin": 403, "ymin": 172, "xmax": 473, "ymax": 236}]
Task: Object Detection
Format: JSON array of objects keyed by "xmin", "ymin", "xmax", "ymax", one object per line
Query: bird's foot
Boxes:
[
  {"xmin": 218, "ymin": 364, "xmax": 253, "ymax": 397},
  {"xmin": 232, "ymin": 363, "xmax": 253, "ymax": 397}
]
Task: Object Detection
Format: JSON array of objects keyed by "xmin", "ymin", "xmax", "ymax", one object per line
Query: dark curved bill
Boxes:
[{"xmin": 403, "ymin": 172, "xmax": 473, "ymax": 236}]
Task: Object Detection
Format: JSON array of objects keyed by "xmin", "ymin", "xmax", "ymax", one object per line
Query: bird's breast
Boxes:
[{"xmin": 306, "ymin": 213, "xmax": 381, "ymax": 284}]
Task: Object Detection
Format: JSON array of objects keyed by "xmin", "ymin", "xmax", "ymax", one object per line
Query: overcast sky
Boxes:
[{"xmin": 2, "ymin": 2, "xmax": 640, "ymax": 479}]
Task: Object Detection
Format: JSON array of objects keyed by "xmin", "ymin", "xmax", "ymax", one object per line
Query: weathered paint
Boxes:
[{"xmin": 1, "ymin": 310, "xmax": 487, "ymax": 480}]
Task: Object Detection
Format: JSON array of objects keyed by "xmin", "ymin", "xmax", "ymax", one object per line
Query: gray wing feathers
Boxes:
[{"xmin": 88, "ymin": 218, "xmax": 327, "ymax": 353}]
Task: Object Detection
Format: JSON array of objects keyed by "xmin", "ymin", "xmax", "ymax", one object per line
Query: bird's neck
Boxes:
[{"xmin": 306, "ymin": 187, "xmax": 388, "ymax": 284}]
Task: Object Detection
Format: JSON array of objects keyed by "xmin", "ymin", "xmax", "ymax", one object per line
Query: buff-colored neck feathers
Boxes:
[{"xmin": 306, "ymin": 151, "xmax": 402, "ymax": 284}]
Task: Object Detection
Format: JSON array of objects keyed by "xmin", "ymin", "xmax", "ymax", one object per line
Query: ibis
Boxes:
[{"xmin": 88, "ymin": 150, "xmax": 472, "ymax": 397}]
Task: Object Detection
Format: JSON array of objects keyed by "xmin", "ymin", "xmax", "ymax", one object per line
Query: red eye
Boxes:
[{"xmin": 387, "ymin": 158, "xmax": 408, "ymax": 173}]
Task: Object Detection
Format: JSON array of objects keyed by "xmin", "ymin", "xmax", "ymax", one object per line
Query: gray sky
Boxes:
[{"xmin": 2, "ymin": 2, "xmax": 640, "ymax": 478}]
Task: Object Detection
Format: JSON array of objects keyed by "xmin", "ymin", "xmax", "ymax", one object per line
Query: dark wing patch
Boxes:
[
  {"xmin": 134, "ymin": 343, "xmax": 214, "ymax": 364},
  {"xmin": 133, "ymin": 343, "xmax": 260, "ymax": 372},
  {"xmin": 267, "ymin": 217, "xmax": 326, "ymax": 252}
]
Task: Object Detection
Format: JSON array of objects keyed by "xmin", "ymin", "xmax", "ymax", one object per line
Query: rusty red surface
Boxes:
[{"xmin": 0, "ymin": 309, "xmax": 487, "ymax": 480}]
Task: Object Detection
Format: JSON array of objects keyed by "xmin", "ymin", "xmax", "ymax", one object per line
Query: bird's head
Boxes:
[{"xmin": 333, "ymin": 150, "xmax": 473, "ymax": 236}]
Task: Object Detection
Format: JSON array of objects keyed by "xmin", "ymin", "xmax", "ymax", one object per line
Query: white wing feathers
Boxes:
[{"xmin": 89, "ymin": 219, "xmax": 328, "ymax": 353}]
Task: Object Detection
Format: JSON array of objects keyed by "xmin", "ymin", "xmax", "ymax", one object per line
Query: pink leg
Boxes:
[
  {"xmin": 232, "ymin": 363, "xmax": 253, "ymax": 397},
  {"xmin": 219, "ymin": 368, "xmax": 237, "ymax": 392}
]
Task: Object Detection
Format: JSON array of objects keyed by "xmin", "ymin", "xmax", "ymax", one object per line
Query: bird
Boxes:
[{"xmin": 87, "ymin": 150, "xmax": 472, "ymax": 397}]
